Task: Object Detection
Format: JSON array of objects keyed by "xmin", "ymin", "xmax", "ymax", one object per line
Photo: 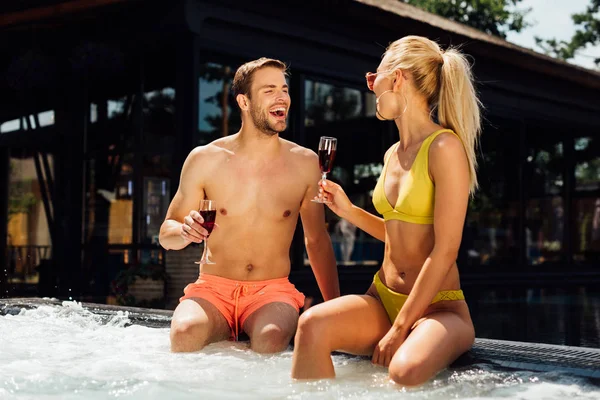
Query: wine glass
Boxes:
[
  {"xmin": 194, "ymin": 199, "xmax": 216, "ymax": 265},
  {"xmin": 311, "ymin": 136, "xmax": 337, "ymax": 204}
]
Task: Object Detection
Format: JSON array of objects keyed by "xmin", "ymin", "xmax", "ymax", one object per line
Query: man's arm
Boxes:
[
  {"xmin": 299, "ymin": 152, "xmax": 340, "ymax": 301},
  {"xmin": 159, "ymin": 147, "xmax": 208, "ymax": 251}
]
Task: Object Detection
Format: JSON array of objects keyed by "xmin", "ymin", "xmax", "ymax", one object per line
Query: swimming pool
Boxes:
[{"xmin": 1, "ymin": 298, "xmax": 599, "ymax": 399}]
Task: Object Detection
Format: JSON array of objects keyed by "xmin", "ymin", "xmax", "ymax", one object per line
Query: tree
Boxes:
[
  {"xmin": 535, "ymin": 0, "xmax": 600, "ymax": 66},
  {"xmin": 402, "ymin": 0, "xmax": 531, "ymax": 39}
]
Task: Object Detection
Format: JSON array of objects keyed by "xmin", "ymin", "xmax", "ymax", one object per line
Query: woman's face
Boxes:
[
  {"xmin": 371, "ymin": 56, "xmax": 394, "ymax": 97},
  {"xmin": 371, "ymin": 55, "xmax": 402, "ymax": 121}
]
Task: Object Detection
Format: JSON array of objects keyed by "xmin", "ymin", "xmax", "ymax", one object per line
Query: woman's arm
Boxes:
[
  {"xmin": 318, "ymin": 180, "xmax": 386, "ymax": 242},
  {"xmin": 338, "ymin": 201, "xmax": 386, "ymax": 242},
  {"xmin": 317, "ymin": 144, "xmax": 399, "ymax": 242}
]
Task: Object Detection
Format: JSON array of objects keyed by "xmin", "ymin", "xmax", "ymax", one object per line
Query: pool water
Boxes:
[{"xmin": 1, "ymin": 301, "xmax": 599, "ymax": 399}]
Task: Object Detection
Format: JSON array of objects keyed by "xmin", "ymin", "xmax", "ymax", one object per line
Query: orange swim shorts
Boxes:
[{"xmin": 180, "ymin": 273, "xmax": 305, "ymax": 340}]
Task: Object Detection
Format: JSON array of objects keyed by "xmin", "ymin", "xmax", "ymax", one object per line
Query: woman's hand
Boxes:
[
  {"xmin": 372, "ymin": 325, "xmax": 408, "ymax": 367},
  {"xmin": 315, "ymin": 179, "xmax": 353, "ymax": 217}
]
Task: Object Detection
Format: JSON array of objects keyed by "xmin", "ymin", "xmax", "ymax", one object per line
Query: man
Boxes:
[{"xmin": 159, "ymin": 57, "xmax": 339, "ymax": 354}]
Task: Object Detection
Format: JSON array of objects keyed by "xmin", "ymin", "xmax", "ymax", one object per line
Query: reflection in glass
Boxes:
[
  {"xmin": 197, "ymin": 63, "xmax": 237, "ymax": 145},
  {"xmin": 463, "ymin": 122, "xmax": 520, "ymax": 266},
  {"xmin": 85, "ymin": 96, "xmax": 135, "ymax": 246},
  {"xmin": 305, "ymin": 81, "xmax": 362, "ymax": 126},
  {"xmin": 364, "ymin": 92, "xmax": 377, "ymax": 117},
  {"xmin": 573, "ymin": 136, "xmax": 600, "ymax": 263},
  {"xmin": 304, "ymin": 79, "xmax": 384, "ymax": 266},
  {"xmin": 524, "ymin": 132, "xmax": 564, "ymax": 265},
  {"xmin": 6, "ymin": 151, "xmax": 52, "ymax": 285}
]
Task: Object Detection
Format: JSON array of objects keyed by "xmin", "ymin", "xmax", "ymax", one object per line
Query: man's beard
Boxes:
[{"xmin": 250, "ymin": 104, "xmax": 285, "ymax": 136}]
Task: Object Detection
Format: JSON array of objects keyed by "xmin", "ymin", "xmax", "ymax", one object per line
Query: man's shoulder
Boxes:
[
  {"xmin": 189, "ymin": 138, "xmax": 233, "ymax": 161},
  {"xmin": 282, "ymin": 138, "xmax": 318, "ymax": 163}
]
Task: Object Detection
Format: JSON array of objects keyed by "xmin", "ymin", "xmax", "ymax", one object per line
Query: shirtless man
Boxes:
[{"xmin": 159, "ymin": 57, "xmax": 339, "ymax": 354}]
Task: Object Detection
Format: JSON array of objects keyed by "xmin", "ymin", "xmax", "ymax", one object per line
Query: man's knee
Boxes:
[
  {"xmin": 251, "ymin": 323, "xmax": 295, "ymax": 354},
  {"xmin": 170, "ymin": 318, "xmax": 210, "ymax": 353}
]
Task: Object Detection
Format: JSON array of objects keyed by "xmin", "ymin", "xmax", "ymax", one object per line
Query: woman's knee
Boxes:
[
  {"xmin": 388, "ymin": 356, "xmax": 429, "ymax": 387},
  {"xmin": 294, "ymin": 308, "xmax": 332, "ymax": 347}
]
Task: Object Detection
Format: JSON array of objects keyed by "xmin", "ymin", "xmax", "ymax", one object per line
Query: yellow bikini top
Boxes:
[{"xmin": 372, "ymin": 129, "xmax": 458, "ymax": 224}]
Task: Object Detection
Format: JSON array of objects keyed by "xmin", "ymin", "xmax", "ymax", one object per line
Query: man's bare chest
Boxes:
[{"xmin": 203, "ymin": 162, "xmax": 308, "ymax": 220}]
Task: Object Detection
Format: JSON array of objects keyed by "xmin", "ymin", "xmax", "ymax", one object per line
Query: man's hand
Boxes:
[{"xmin": 181, "ymin": 210, "xmax": 209, "ymax": 243}]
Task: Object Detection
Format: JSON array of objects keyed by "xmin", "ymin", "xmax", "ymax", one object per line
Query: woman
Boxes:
[{"xmin": 291, "ymin": 35, "xmax": 480, "ymax": 386}]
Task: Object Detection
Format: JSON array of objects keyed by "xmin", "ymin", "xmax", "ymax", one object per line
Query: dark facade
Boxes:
[{"xmin": 1, "ymin": 0, "xmax": 600, "ymax": 345}]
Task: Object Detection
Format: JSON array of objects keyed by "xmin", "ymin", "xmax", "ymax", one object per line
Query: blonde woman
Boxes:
[{"xmin": 291, "ymin": 36, "xmax": 481, "ymax": 386}]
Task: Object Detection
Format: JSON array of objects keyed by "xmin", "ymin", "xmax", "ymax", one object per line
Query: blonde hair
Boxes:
[{"xmin": 384, "ymin": 36, "xmax": 482, "ymax": 194}]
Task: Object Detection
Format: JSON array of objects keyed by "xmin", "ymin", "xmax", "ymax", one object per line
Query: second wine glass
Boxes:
[
  {"xmin": 194, "ymin": 199, "xmax": 217, "ymax": 265},
  {"xmin": 312, "ymin": 136, "xmax": 337, "ymax": 204}
]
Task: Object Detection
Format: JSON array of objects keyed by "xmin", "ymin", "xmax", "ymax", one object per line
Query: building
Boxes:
[{"xmin": 1, "ymin": 0, "xmax": 600, "ymax": 329}]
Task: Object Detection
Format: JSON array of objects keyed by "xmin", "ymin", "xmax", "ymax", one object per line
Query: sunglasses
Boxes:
[{"xmin": 365, "ymin": 69, "xmax": 394, "ymax": 91}]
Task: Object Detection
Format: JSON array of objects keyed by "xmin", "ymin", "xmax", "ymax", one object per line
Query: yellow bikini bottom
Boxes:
[{"xmin": 373, "ymin": 273, "xmax": 465, "ymax": 324}]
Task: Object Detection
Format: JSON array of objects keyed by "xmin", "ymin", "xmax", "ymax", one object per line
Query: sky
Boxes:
[{"xmin": 505, "ymin": 0, "xmax": 600, "ymax": 71}]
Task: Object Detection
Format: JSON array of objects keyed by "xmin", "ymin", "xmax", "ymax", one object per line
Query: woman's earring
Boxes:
[{"xmin": 375, "ymin": 90, "xmax": 408, "ymax": 120}]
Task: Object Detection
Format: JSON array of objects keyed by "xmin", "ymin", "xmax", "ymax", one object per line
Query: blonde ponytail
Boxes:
[
  {"xmin": 438, "ymin": 50, "xmax": 481, "ymax": 195},
  {"xmin": 383, "ymin": 36, "xmax": 482, "ymax": 195}
]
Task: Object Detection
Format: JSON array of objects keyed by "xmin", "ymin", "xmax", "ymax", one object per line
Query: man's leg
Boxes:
[
  {"xmin": 170, "ymin": 297, "xmax": 231, "ymax": 352},
  {"xmin": 242, "ymin": 302, "xmax": 298, "ymax": 354}
]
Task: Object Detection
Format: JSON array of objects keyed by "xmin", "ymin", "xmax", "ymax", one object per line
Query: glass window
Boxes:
[
  {"xmin": 197, "ymin": 63, "xmax": 238, "ymax": 145},
  {"xmin": 82, "ymin": 43, "xmax": 174, "ymax": 302},
  {"xmin": 304, "ymin": 81, "xmax": 363, "ymax": 126},
  {"xmin": 364, "ymin": 92, "xmax": 377, "ymax": 118},
  {"xmin": 83, "ymin": 90, "xmax": 136, "ymax": 302},
  {"xmin": 141, "ymin": 86, "xmax": 175, "ymax": 245},
  {"xmin": 1, "ymin": 119, "xmax": 20, "ymax": 133},
  {"xmin": 84, "ymin": 96, "xmax": 135, "ymax": 246},
  {"xmin": 573, "ymin": 136, "xmax": 600, "ymax": 263},
  {"xmin": 304, "ymin": 78, "xmax": 388, "ymax": 267},
  {"xmin": 6, "ymin": 151, "xmax": 52, "ymax": 286},
  {"xmin": 463, "ymin": 120, "xmax": 521, "ymax": 267},
  {"xmin": 1, "ymin": 110, "xmax": 55, "ymax": 133},
  {"xmin": 524, "ymin": 129, "xmax": 565, "ymax": 265},
  {"xmin": 38, "ymin": 110, "xmax": 55, "ymax": 127}
]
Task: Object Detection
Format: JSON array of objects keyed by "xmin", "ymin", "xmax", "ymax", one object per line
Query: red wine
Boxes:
[
  {"xmin": 318, "ymin": 149, "xmax": 336, "ymax": 173},
  {"xmin": 199, "ymin": 210, "xmax": 216, "ymax": 235}
]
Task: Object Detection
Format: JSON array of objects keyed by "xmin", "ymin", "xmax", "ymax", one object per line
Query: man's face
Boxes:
[{"xmin": 247, "ymin": 67, "xmax": 290, "ymax": 136}]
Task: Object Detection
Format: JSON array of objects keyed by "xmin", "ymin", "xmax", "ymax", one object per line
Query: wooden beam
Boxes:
[{"xmin": 0, "ymin": 0, "xmax": 135, "ymax": 28}]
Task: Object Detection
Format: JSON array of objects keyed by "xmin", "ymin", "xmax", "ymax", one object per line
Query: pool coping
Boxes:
[{"xmin": 2, "ymin": 297, "xmax": 599, "ymax": 379}]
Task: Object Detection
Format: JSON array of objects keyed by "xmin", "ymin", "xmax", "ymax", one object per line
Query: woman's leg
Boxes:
[
  {"xmin": 388, "ymin": 305, "xmax": 475, "ymax": 386},
  {"xmin": 291, "ymin": 294, "xmax": 391, "ymax": 379}
]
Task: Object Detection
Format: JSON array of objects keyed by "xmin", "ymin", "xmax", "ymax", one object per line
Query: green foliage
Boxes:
[
  {"xmin": 535, "ymin": 0, "xmax": 600, "ymax": 66},
  {"xmin": 402, "ymin": 0, "xmax": 531, "ymax": 38},
  {"xmin": 8, "ymin": 161, "xmax": 37, "ymax": 221}
]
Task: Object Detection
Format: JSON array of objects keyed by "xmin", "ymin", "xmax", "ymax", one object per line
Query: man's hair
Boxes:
[{"xmin": 231, "ymin": 57, "xmax": 288, "ymax": 98}]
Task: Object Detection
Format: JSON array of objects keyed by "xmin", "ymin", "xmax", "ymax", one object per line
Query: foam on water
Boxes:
[{"xmin": 1, "ymin": 301, "xmax": 598, "ymax": 399}]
